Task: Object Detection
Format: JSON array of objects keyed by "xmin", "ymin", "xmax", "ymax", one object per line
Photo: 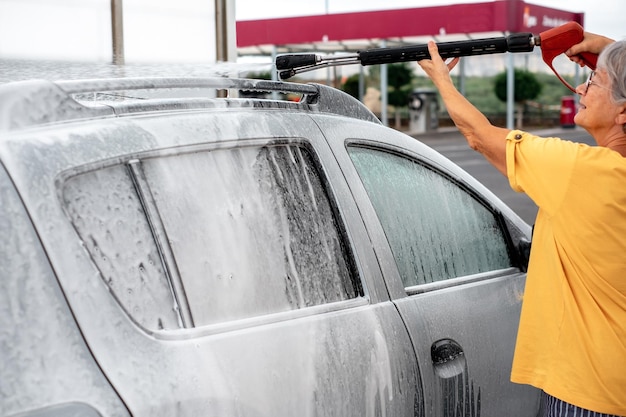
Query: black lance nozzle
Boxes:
[
  {"xmin": 359, "ymin": 33, "xmax": 535, "ymax": 66},
  {"xmin": 275, "ymin": 32, "xmax": 536, "ymax": 79},
  {"xmin": 275, "ymin": 54, "xmax": 320, "ymax": 71}
]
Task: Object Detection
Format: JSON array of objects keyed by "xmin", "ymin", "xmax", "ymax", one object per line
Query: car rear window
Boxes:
[{"xmin": 62, "ymin": 144, "xmax": 361, "ymax": 331}]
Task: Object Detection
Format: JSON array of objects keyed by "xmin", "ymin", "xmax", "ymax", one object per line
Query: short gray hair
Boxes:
[{"xmin": 597, "ymin": 40, "xmax": 626, "ymax": 104}]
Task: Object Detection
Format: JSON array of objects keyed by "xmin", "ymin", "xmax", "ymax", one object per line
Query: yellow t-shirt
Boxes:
[{"xmin": 506, "ymin": 130, "xmax": 626, "ymax": 415}]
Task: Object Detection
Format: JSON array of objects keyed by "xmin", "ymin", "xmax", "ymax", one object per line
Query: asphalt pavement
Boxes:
[{"xmin": 408, "ymin": 125, "xmax": 595, "ymax": 225}]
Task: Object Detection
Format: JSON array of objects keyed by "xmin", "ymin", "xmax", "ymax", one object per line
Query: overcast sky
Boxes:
[{"xmin": 0, "ymin": 0, "xmax": 623, "ymax": 65}]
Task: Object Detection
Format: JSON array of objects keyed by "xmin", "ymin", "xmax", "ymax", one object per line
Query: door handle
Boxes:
[
  {"xmin": 431, "ymin": 338, "xmax": 466, "ymax": 378},
  {"xmin": 431, "ymin": 339, "xmax": 464, "ymax": 364}
]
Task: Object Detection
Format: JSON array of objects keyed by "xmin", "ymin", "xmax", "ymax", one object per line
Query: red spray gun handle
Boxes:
[{"xmin": 538, "ymin": 21, "xmax": 598, "ymax": 93}]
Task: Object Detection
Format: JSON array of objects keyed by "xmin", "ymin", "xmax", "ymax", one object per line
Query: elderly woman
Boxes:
[{"xmin": 417, "ymin": 34, "xmax": 626, "ymax": 416}]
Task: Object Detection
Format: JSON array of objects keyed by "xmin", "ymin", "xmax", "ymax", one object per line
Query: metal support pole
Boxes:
[
  {"xmin": 381, "ymin": 40, "xmax": 388, "ymax": 127},
  {"xmin": 111, "ymin": 0, "xmax": 124, "ymax": 65},
  {"xmin": 459, "ymin": 56, "xmax": 466, "ymax": 96},
  {"xmin": 215, "ymin": 0, "xmax": 228, "ymax": 63},
  {"xmin": 506, "ymin": 53, "xmax": 514, "ymax": 129},
  {"xmin": 272, "ymin": 45, "xmax": 278, "ymax": 82},
  {"xmin": 272, "ymin": 45, "xmax": 278, "ymax": 100},
  {"xmin": 359, "ymin": 66, "xmax": 365, "ymax": 102}
]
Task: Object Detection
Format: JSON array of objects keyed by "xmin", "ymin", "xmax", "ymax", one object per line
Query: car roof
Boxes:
[{"xmin": 0, "ymin": 75, "xmax": 381, "ymax": 133}]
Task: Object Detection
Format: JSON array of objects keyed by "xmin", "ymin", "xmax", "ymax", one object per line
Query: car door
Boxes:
[
  {"xmin": 2, "ymin": 110, "xmax": 424, "ymax": 416},
  {"xmin": 318, "ymin": 115, "xmax": 540, "ymax": 417}
]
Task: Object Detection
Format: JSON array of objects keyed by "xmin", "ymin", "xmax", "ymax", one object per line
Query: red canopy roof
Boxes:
[{"xmin": 236, "ymin": 0, "xmax": 584, "ymax": 48}]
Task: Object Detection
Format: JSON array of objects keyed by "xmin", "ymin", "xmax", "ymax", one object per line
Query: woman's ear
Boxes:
[{"xmin": 616, "ymin": 103, "xmax": 626, "ymax": 126}]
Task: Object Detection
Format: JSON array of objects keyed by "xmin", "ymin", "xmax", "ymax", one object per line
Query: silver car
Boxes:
[{"xmin": 0, "ymin": 76, "xmax": 538, "ymax": 417}]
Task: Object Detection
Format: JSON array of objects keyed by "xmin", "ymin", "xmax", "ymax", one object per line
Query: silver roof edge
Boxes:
[
  {"xmin": 0, "ymin": 77, "xmax": 381, "ymax": 132},
  {"xmin": 0, "ymin": 79, "xmax": 115, "ymax": 132}
]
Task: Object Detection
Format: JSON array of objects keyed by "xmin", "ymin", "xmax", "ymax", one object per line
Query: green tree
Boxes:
[
  {"xmin": 342, "ymin": 73, "xmax": 361, "ymax": 99},
  {"xmin": 387, "ymin": 63, "xmax": 415, "ymax": 128},
  {"xmin": 494, "ymin": 69, "xmax": 542, "ymax": 128}
]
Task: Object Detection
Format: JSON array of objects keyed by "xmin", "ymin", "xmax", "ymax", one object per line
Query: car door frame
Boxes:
[{"xmin": 317, "ymin": 115, "xmax": 540, "ymax": 417}]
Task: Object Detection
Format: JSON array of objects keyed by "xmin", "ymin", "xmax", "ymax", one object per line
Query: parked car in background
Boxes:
[{"xmin": 0, "ymin": 75, "xmax": 538, "ymax": 417}]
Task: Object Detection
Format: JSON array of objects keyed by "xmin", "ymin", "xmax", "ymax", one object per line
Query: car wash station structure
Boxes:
[{"xmin": 236, "ymin": 0, "xmax": 584, "ymax": 128}]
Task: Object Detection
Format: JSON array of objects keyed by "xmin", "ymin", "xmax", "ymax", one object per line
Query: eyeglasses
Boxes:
[{"xmin": 584, "ymin": 71, "xmax": 611, "ymax": 95}]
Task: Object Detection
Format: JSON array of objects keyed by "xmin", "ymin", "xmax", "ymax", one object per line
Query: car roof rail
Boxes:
[{"xmin": 0, "ymin": 77, "xmax": 380, "ymax": 132}]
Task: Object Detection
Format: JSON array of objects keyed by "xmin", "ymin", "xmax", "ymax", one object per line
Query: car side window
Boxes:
[
  {"xmin": 348, "ymin": 145, "xmax": 512, "ymax": 288},
  {"xmin": 63, "ymin": 144, "xmax": 361, "ymax": 331},
  {"xmin": 63, "ymin": 165, "xmax": 182, "ymax": 330}
]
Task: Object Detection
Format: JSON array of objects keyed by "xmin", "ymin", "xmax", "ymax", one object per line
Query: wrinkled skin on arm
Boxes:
[{"xmin": 417, "ymin": 41, "xmax": 510, "ymax": 176}]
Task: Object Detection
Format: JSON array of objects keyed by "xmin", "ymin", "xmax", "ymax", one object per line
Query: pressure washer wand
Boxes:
[
  {"xmin": 359, "ymin": 32, "xmax": 536, "ymax": 66},
  {"xmin": 276, "ymin": 21, "xmax": 599, "ymax": 93},
  {"xmin": 276, "ymin": 33, "xmax": 535, "ymax": 80}
]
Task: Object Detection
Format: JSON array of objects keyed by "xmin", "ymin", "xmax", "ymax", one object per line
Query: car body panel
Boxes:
[
  {"xmin": 0, "ymin": 163, "xmax": 129, "ymax": 416},
  {"xmin": 0, "ymin": 109, "xmax": 422, "ymax": 416},
  {"xmin": 0, "ymin": 77, "xmax": 539, "ymax": 416}
]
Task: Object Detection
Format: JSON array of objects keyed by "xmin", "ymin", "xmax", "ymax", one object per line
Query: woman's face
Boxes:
[{"xmin": 574, "ymin": 69, "xmax": 618, "ymax": 134}]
